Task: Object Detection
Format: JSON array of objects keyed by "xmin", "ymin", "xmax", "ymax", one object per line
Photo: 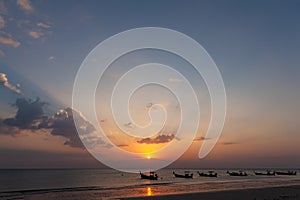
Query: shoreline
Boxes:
[
  {"xmin": 121, "ymin": 185, "xmax": 300, "ymax": 200},
  {"xmin": 1, "ymin": 183, "xmax": 299, "ymax": 200}
]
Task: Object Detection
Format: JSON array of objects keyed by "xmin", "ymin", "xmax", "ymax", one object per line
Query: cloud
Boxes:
[
  {"xmin": 0, "ymin": 118, "xmax": 24, "ymax": 136},
  {"xmin": 137, "ymin": 134, "xmax": 175, "ymax": 144},
  {"xmin": 28, "ymin": 30, "xmax": 43, "ymax": 39},
  {"xmin": 38, "ymin": 108, "xmax": 87, "ymax": 148},
  {"xmin": 0, "ymin": 73, "xmax": 22, "ymax": 94},
  {"xmin": 16, "ymin": 0, "xmax": 33, "ymax": 13},
  {"xmin": 193, "ymin": 136, "xmax": 211, "ymax": 141},
  {"xmin": 3, "ymin": 98, "xmax": 46, "ymax": 129},
  {"xmin": 0, "ymin": 15, "xmax": 4, "ymax": 28},
  {"xmin": 99, "ymin": 119, "xmax": 107, "ymax": 123},
  {"xmin": 0, "ymin": 34, "xmax": 21, "ymax": 47},
  {"xmin": 168, "ymin": 78, "xmax": 182, "ymax": 82},
  {"xmin": 222, "ymin": 141, "xmax": 239, "ymax": 145},
  {"xmin": 37, "ymin": 22, "xmax": 50, "ymax": 29},
  {"xmin": 146, "ymin": 102, "xmax": 154, "ymax": 108},
  {"xmin": 124, "ymin": 122, "xmax": 134, "ymax": 128},
  {"xmin": 117, "ymin": 144, "xmax": 129, "ymax": 147},
  {"xmin": 1, "ymin": 98, "xmax": 108, "ymax": 149},
  {"xmin": 40, "ymin": 108, "xmax": 108, "ymax": 149},
  {"xmin": 48, "ymin": 56, "xmax": 55, "ymax": 61}
]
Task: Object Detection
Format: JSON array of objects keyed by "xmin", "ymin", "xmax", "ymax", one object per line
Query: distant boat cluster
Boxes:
[{"xmin": 140, "ymin": 170, "xmax": 297, "ymax": 180}]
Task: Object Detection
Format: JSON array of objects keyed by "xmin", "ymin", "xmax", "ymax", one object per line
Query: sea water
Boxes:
[{"xmin": 0, "ymin": 168, "xmax": 299, "ymax": 199}]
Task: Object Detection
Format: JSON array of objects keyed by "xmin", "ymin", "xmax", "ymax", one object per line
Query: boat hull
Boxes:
[
  {"xmin": 173, "ymin": 172, "xmax": 193, "ymax": 179},
  {"xmin": 140, "ymin": 172, "xmax": 158, "ymax": 180}
]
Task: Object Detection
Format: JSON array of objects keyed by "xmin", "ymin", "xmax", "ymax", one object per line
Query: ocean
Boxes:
[{"xmin": 0, "ymin": 169, "xmax": 299, "ymax": 199}]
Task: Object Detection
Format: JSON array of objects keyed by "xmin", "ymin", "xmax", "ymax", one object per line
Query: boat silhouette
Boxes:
[
  {"xmin": 139, "ymin": 171, "xmax": 158, "ymax": 180},
  {"xmin": 227, "ymin": 170, "xmax": 248, "ymax": 176},
  {"xmin": 173, "ymin": 171, "xmax": 193, "ymax": 179},
  {"xmin": 198, "ymin": 171, "xmax": 217, "ymax": 177},
  {"xmin": 254, "ymin": 170, "xmax": 275, "ymax": 176},
  {"xmin": 275, "ymin": 171, "xmax": 297, "ymax": 176}
]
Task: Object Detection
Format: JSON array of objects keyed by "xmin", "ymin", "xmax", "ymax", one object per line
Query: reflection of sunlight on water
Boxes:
[{"xmin": 147, "ymin": 187, "xmax": 152, "ymax": 196}]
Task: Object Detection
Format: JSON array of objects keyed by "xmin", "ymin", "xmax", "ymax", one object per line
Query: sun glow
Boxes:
[
  {"xmin": 147, "ymin": 187, "xmax": 152, "ymax": 196},
  {"xmin": 146, "ymin": 154, "xmax": 152, "ymax": 159}
]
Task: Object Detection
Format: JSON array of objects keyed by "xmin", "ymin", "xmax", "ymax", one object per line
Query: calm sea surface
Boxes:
[{"xmin": 0, "ymin": 168, "xmax": 299, "ymax": 199}]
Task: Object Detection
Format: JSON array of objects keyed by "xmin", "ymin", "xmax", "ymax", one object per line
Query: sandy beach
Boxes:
[{"xmin": 122, "ymin": 185, "xmax": 300, "ymax": 200}]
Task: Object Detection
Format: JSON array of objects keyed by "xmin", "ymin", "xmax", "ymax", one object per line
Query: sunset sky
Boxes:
[{"xmin": 0, "ymin": 0, "xmax": 300, "ymax": 169}]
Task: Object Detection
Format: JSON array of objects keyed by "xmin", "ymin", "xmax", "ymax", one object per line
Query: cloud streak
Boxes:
[
  {"xmin": 137, "ymin": 134, "xmax": 175, "ymax": 144},
  {"xmin": 0, "ymin": 34, "xmax": 20, "ymax": 48},
  {"xmin": 0, "ymin": 73, "xmax": 22, "ymax": 94},
  {"xmin": 124, "ymin": 122, "xmax": 134, "ymax": 128},
  {"xmin": 193, "ymin": 136, "xmax": 211, "ymax": 141},
  {"xmin": 28, "ymin": 30, "xmax": 43, "ymax": 39},
  {"xmin": 37, "ymin": 22, "xmax": 50, "ymax": 29},
  {"xmin": 222, "ymin": 141, "xmax": 239, "ymax": 145},
  {"xmin": 168, "ymin": 77, "xmax": 182, "ymax": 82}
]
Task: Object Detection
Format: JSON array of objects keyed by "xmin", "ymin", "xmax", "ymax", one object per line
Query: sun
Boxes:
[{"xmin": 146, "ymin": 154, "xmax": 152, "ymax": 159}]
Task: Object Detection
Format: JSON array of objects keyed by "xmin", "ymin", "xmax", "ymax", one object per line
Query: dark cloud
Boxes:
[
  {"xmin": 99, "ymin": 119, "xmax": 107, "ymax": 123},
  {"xmin": 124, "ymin": 122, "xmax": 134, "ymax": 128},
  {"xmin": 1, "ymin": 98, "xmax": 106, "ymax": 149},
  {"xmin": 0, "ymin": 118, "xmax": 22, "ymax": 136},
  {"xmin": 117, "ymin": 144, "xmax": 129, "ymax": 147},
  {"xmin": 144, "ymin": 102, "xmax": 159, "ymax": 111},
  {"xmin": 222, "ymin": 141, "xmax": 239, "ymax": 145},
  {"xmin": 3, "ymin": 98, "xmax": 46, "ymax": 129},
  {"xmin": 193, "ymin": 136, "xmax": 211, "ymax": 141},
  {"xmin": 39, "ymin": 107, "xmax": 108, "ymax": 149},
  {"xmin": 146, "ymin": 102, "xmax": 153, "ymax": 108},
  {"xmin": 38, "ymin": 108, "xmax": 86, "ymax": 148},
  {"xmin": 137, "ymin": 134, "xmax": 175, "ymax": 144}
]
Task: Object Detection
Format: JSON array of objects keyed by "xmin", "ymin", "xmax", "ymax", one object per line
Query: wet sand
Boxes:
[
  {"xmin": 121, "ymin": 185, "xmax": 300, "ymax": 200},
  {"xmin": 1, "ymin": 183, "xmax": 299, "ymax": 200}
]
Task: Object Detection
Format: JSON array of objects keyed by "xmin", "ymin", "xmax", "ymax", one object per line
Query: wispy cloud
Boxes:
[
  {"xmin": 117, "ymin": 144, "xmax": 129, "ymax": 147},
  {"xmin": 0, "ymin": 15, "xmax": 4, "ymax": 28},
  {"xmin": 37, "ymin": 22, "xmax": 50, "ymax": 29},
  {"xmin": 124, "ymin": 122, "xmax": 134, "ymax": 128},
  {"xmin": 0, "ymin": 73, "xmax": 22, "ymax": 94},
  {"xmin": 222, "ymin": 141, "xmax": 239, "ymax": 145},
  {"xmin": 28, "ymin": 30, "xmax": 43, "ymax": 39},
  {"xmin": 48, "ymin": 56, "xmax": 55, "ymax": 61},
  {"xmin": 168, "ymin": 77, "xmax": 182, "ymax": 82},
  {"xmin": 16, "ymin": 0, "xmax": 33, "ymax": 13},
  {"xmin": 137, "ymin": 134, "xmax": 175, "ymax": 144},
  {"xmin": 0, "ymin": 34, "xmax": 20, "ymax": 47},
  {"xmin": 193, "ymin": 136, "xmax": 211, "ymax": 141}
]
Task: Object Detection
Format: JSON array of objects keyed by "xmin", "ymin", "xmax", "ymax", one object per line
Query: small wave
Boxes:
[{"xmin": 0, "ymin": 182, "xmax": 174, "ymax": 197}]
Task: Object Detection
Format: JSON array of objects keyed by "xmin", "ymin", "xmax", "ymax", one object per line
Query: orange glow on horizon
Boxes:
[{"xmin": 147, "ymin": 187, "xmax": 152, "ymax": 196}]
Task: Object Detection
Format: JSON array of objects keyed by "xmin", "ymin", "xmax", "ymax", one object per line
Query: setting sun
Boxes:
[{"xmin": 147, "ymin": 187, "xmax": 152, "ymax": 196}]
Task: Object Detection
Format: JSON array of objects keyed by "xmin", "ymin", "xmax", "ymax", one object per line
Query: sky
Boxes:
[{"xmin": 0, "ymin": 0, "xmax": 300, "ymax": 169}]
